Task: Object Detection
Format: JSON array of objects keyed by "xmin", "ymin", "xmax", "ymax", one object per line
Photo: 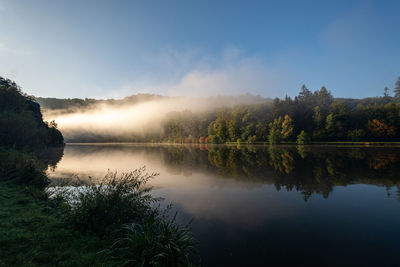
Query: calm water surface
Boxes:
[{"xmin": 47, "ymin": 143, "xmax": 400, "ymax": 266}]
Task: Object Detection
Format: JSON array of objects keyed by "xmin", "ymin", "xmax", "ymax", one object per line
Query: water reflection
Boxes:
[
  {"xmin": 47, "ymin": 144, "xmax": 400, "ymax": 266},
  {"xmin": 48, "ymin": 144, "xmax": 400, "ymax": 201}
]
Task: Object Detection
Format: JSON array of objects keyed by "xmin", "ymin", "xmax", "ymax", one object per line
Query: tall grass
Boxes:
[
  {"xmin": 55, "ymin": 167, "xmax": 158, "ymax": 232},
  {"xmin": 104, "ymin": 213, "xmax": 196, "ymax": 266},
  {"xmin": 51, "ymin": 167, "xmax": 198, "ymax": 265},
  {"xmin": 0, "ymin": 148, "xmax": 48, "ymax": 189}
]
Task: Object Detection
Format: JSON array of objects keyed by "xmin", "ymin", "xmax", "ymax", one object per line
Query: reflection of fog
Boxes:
[
  {"xmin": 48, "ymin": 144, "xmax": 400, "ymax": 202},
  {"xmin": 48, "ymin": 144, "xmax": 268, "ymax": 190},
  {"xmin": 46, "ymin": 143, "xmax": 400, "ymax": 267},
  {"xmin": 152, "ymin": 185, "xmax": 303, "ymax": 228}
]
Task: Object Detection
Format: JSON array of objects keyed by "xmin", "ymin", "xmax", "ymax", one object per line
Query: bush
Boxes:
[
  {"xmin": 0, "ymin": 149, "xmax": 49, "ymax": 188},
  {"xmin": 50, "ymin": 168, "xmax": 198, "ymax": 265},
  {"xmin": 57, "ymin": 168, "xmax": 159, "ymax": 232}
]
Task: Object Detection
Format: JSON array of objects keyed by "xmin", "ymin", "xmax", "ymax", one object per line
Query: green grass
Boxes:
[
  {"xmin": 0, "ymin": 147, "xmax": 197, "ymax": 266},
  {"xmin": 51, "ymin": 169, "xmax": 197, "ymax": 266},
  {"xmin": 0, "ymin": 182, "xmax": 109, "ymax": 266},
  {"xmin": 0, "ymin": 170, "xmax": 197, "ymax": 266}
]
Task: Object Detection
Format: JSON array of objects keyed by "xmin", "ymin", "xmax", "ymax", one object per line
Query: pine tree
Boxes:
[
  {"xmin": 394, "ymin": 77, "xmax": 400, "ymax": 98},
  {"xmin": 384, "ymin": 87, "xmax": 389, "ymax": 98}
]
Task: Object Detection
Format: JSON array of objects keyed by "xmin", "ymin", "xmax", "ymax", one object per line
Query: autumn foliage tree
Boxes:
[{"xmin": 367, "ymin": 119, "xmax": 396, "ymax": 140}]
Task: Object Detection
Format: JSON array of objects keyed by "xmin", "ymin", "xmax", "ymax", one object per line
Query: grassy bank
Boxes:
[
  {"xmin": 0, "ymin": 150, "xmax": 197, "ymax": 266},
  {"xmin": 0, "ymin": 182, "xmax": 107, "ymax": 266}
]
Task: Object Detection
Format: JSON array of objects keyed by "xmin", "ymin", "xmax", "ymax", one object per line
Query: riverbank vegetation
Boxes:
[
  {"xmin": 37, "ymin": 76, "xmax": 400, "ymax": 144},
  {"xmin": 162, "ymin": 80, "xmax": 400, "ymax": 144},
  {"xmin": 0, "ymin": 77, "xmax": 196, "ymax": 266}
]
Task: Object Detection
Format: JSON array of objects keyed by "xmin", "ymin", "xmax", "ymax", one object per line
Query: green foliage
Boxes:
[
  {"xmin": 267, "ymin": 115, "xmax": 294, "ymax": 144},
  {"xmin": 347, "ymin": 129, "xmax": 366, "ymax": 141},
  {"xmin": 58, "ymin": 168, "xmax": 159, "ymax": 232},
  {"xmin": 296, "ymin": 131, "xmax": 311, "ymax": 145},
  {"xmin": 207, "ymin": 134, "xmax": 219, "ymax": 144},
  {"xmin": 0, "ymin": 182, "xmax": 108, "ymax": 266},
  {"xmin": 0, "ymin": 76, "xmax": 64, "ymax": 149},
  {"xmin": 0, "ymin": 149, "xmax": 49, "ymax": 189},
  {"xmin": 32, "ymin": 75, "xmax": 400, "ymax": 143},
  {"xmin": 394, "ymin": 77, "xmax": 400, "ymax": 98},
  {"xmin": 313, "ymin": 106, "xmax": 323, "ymax": 129},
  {"xmin": 281, "ymin": 114, "xmax": 294, "ymax": 139},
  {"xmin": 268, "ymin": 128, "xmax": 282, "ymax": 144},
  {"xmin": 50, "ymin": 168, "xmax": 198, "ymax": 265},
  {"xmin": 104, "ymin": 214, "xmax": 196, "ymax": 266}
]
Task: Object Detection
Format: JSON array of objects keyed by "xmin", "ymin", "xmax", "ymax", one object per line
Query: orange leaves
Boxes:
[{"xmin": 367, "ymin": 119, "xmax": 396, "ymax": 139}]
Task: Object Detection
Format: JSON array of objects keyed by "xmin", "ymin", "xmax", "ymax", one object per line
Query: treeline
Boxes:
[
  {"xmin": 162, "ymin": 79, "xmax": 400, "ymax": 143},
  {"xmin": 37, "ymin": 93, "xmax": 268, "ymax": 112},
  {"xmin": 36, "ymin": 94, "xmax": 167, "ymax": 111},
  {"xmin": 0, "ymin": 77, "xmax": 64, "ymax": 149}
]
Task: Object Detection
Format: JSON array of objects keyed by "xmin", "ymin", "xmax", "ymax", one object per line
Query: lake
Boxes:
[{"xmin": 47, "ymin": 143, "xmax": 400, "ymax": 266}]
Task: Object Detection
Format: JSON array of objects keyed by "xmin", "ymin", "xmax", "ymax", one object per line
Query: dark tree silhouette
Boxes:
[{"xmin": 394, "ymin": 77, "xmax": 400, "ymax": 98}]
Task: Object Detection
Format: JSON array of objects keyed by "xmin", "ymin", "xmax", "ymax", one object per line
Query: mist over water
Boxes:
[{"xmin": 41, "ymin": 95, "xmax": 268, "ymax": 141}]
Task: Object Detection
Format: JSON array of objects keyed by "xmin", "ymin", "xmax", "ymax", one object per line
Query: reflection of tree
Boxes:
[
  {"xmin": 268, "ymin": 147, "xmax": 294, "ymax": 174},
  {"xmin": 368, "ymin": 152, "xmax": 397, "ymax": 170},
  {"xmin": 38, "ymin": 147, "xmax": 64, "ymax": 172},
  {"xmin": 157, "ymin": 144, "xmax": 400, "ymax": 201},
  {"xmin": 296, "ymin": 145, "xmax": 310, "ymax": 159},
  {"xmin": 397, "ymin": 185, "xmax": 400, "ymax": 201}
]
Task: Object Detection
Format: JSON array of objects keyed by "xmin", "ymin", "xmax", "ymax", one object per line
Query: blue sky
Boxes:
[{"xmin": 0, "ymin": 0, "xmax": 399, "ymax": 99}]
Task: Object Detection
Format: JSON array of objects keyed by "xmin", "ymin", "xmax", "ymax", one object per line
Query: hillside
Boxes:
[{"xmin": 0, "ymin": 77, "xmax": 64, "ymax": 149}]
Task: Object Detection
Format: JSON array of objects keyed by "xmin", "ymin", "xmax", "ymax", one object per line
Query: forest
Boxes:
[
  {"xmin": 38, "ymin": 77, "xmax": 400, "ymax": 143},
  {"xmin": 0, "ymin": 77, "xmax": 64, "ymax": 149},
  {"xmin": 162, "ymin": 79, "xmax": 400, "ymax": 144}
]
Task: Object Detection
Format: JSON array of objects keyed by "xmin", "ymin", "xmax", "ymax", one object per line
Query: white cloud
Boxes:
[{"xmin": 113, "ymin": 48, "xmax": 285, "ymax": 98}]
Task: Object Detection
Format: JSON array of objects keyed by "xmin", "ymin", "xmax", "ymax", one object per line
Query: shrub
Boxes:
[
  {"xmin": 0, "ymin": 149, "xmax": 49, "ymax": 188},
  {"xmin": 59, "ymin": 168, "xmax": 159, "ymax": 232},
  {"xmin": 51, "ymin": 168, "xmax": 198, "ymax": 265}
]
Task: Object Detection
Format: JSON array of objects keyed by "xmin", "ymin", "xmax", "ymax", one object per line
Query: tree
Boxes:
[
  {"xmin": 367, "ymin": 119, "xmax": 396, "ymax": 139},
  {"xmin": 384, "ymin": 87, "xmax": 390, "ymax": 98},
  {"xmin": 268, "ymin": 128, "xmax": 282, "ymax": 144},
  {"xmin": 347, "ymin": 129, "xmax": 365, "ymax": 141},
  {"xmin": 325, "ymin": 113, "xmax": 335, "ymax": 137},
  {"xmin": 297, "ymin": 85, "xmax": 313, "ymax": 102},
  {"xmin": 313, "ymin": 106, "xmax": 323, "ymax": 129},
  {"xmin": 281, "ymin": 115, "xmax": 294, "ymax": 139},
  {"xmin": 296, "ymin": 130, "xmax": 311, "ymax": 145},
  {"xmin": 314, "ymin": 86, "xmax": 333, "ymax": 110},
  {"xmin": 255, "ymin": 122, "xmax": 268, "ymax": 141},
  {"xmin": 228, "ymin": 120, "xmax": 239, "ymax": 141},
  {"xmin": 268, "ymin": 117, "xmax": 283, "ymax": 144},
  {"xmin": 394, "ymin": 77, "xmax": 400, "ymax": 98}
]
